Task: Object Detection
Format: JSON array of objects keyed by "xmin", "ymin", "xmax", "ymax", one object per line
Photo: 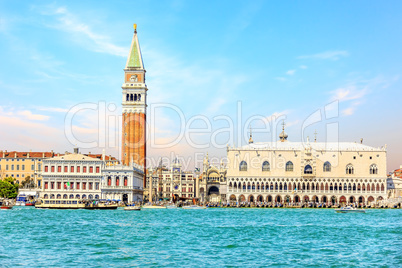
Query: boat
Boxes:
[
  {"xmin": 166, "ymin": 204, "xmax": 177, "ymax": 209},
  {"xmin": 35, "ymin": 199, "xmax": 118, "ymax": 210},
  {"xmin": 182, "ymin": 205, "xmax": 207, "ymax": 210},
  {"xmin": 0, "ymin": 200, "xmax": 13, "ymax": 209},
  {"xmin": 335, "ymin": 206, "xmax": 366, "ymax": 213},
  {"xmin": 124, "ymin": 206, "xmax": 141, "ymax": 211},
  {"xmin": 142, "ymin": 204, "xmax": 166, "ymax": 209},
  {"xmin": 15, "ymin": 194, "xmax": 27, "ymax": 206}
]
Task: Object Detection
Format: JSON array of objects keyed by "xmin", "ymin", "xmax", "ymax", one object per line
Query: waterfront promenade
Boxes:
[{"xmin": 1, "ymin": 207, "xmax": 401, "ymax": 267}]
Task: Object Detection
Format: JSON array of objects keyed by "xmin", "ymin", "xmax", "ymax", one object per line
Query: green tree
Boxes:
[
  {"xmin": 0, "ymin": 177, "xmax": 19, "ymax": 199},
  {"xmin": 21, "ymin": 176, "xmax": 35, "ymax": 188}
]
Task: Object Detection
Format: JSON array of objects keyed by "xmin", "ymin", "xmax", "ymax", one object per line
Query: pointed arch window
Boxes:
[
  {"xmin": 346, "ymin": 164, "xmax": 354, "ymax": 175},
  {"xmin": 239, "ymin": 161, "xmax": 247, "ymax": 171},
  {"xmin": 323, "ymin": 161, "xmax": 331, "ymax": 172},
  {"xmin": 286, "ymin": 161, "xmax": 294, "ymax": 172},
  {"xmin": 262, "ymin": 161, "xmax": 270, "ymax": 172},
  {"xmin": 370, "ymin": 164, "xmax": 378, "ymax": 174},
  {"xmin": 304, "ymin": 165, "xmax": 313, "ymax": 174}
]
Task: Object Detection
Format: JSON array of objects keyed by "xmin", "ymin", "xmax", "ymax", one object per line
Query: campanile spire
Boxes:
[{"xmin": 121, "ymin": 24, "xmax": 147, "ymax": 187}]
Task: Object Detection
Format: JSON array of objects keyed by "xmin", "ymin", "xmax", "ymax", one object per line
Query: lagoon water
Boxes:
[{"xmin": 1, "ymin": 207, "xmax": 401, "ymax": 267}]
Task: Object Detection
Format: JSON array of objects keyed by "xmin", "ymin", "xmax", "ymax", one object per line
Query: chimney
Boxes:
[
  {"xmin": 42, "ymin": 152, "xmax": 45, "ymax": 158},
  {"xmin": 74, "ymin": 148, "xmax": 79, "ymax": 154},
  {"xmin": 27, "ymin": 151, "xmax": 30, "ymax": 158},
  {"xmin": 102, "ymin": 149, "xmax": 105, "ymax": 161}
]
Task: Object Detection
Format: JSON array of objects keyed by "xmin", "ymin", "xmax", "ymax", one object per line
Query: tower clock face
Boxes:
[{"xmin": 174, "ymin": 184, "xmax": 179, "ymax": 190}]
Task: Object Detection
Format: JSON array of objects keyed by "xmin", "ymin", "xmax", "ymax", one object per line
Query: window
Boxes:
[
  {"xmin": 45, "ymin": 166, "xmax": 48, "ymax": 172},
  {"xmin": 95, "ymin": 182, "xmax": 99, "ymax": 190},
  {"xmin": 124, "ymin": 177, "xmax": 128, "ymax": 186},
  {"xmin": 323, "ymin": 161, "xmax": 331, "ymax": 172},
  {"xmin": 83, "ymin": 166, "xmax": 87, "ymax": 173},
  {"xmin": 45, "ymin": 182, "xmax": 48, "ymax": 189},
  {"xmin": 6, "ymin": 165, "xmax": 8, "ymax": 170},
  {"xmin": 11, "ymin": 165, "xmax": 14, "ymax": 170},
  {"xmin": 64, "ymin": 166, "xmax": 68, "ymax": 172},
  {"xmin": 262, "ymin": 161, "xmax": 270, "ymax": 171},
  {"xmin": 57, "ymin": 166, "xmax": 61, "ymax": 172},
  {"xmin": 239, "ymin": 161, "xmax": 247, "ymax": 171},
  {"xmin": 31, "ymin": 164, "xmax": 34, "ymax": 170},
  {"xmin": 17, "ymin": 165, "xmax": 19, "ymax": 171},
  {"xmin": 71, "ymin": 166, "xmax": 74, "ymax": 172},
  {"xmin": 304, "ymin": 165, "xmax": 313, "ymax": 174},
  {"xmin": 83, "ymin": 182, "xmax": 86, "ymax": 190},
  {"xmin": 89, "ymin": 182, "xmax": 93, "ymax": 190},
  {"xmin": 76, "ymin": 182, "xmax": 80, "ymax": 189},
  {"xmin": 96, "ymin": 167, "xmax": 100, "ymax": 173},
  {"xmin": 57, "ymin": 182, "xmax": 61, "ymax": 189},
  {"xmin": 89, "ymin": 166, "xmax": 93, "ymax": 173},
  {"xmin": 107, "ymin": 177, "xmax": 111, "ymax": 186},
  {"xmin": 286, "ymin": 161, "xmax": 294, "ymax": 172},
  {"xmin": 38, "ymin": 164, "xmax": 41, "ymax": 171},
  {"xmin": 77, "ymin": 166, "xmax": 80, "ymax": 173},
  {"xmin": 21, "ymin": 165, "xmax": 25, "ymax": 170},
  {"xmin": 370, "ymin": 164, "xmax": 378, "ymax": 174},
  {"xmin": 346, "ymin": 164, "xmax": 354, "ymax": 174},
  {"xmin": 116, "ymin": 177, "xmax": 120, "ymax": 186},
  {"xmin": 38, "ymin": 180, "xmax": 41, "ymax": 187},
  {"xmin": 51, "ymin": 182, "xmax": 55, "ymax": 189},
  {"xmin": 51, "ymin": 166, "xmax": 55, "ymax": 172}
]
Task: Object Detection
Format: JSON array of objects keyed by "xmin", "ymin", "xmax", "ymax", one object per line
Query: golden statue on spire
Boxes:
[{"xmin": 133, "ymin": 24, "xmax": 137, "ymax": 33}]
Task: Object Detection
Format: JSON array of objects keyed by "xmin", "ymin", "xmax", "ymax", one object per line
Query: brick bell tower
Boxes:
[{"xmin": 121, "ymin": 24, "xmax": 147, "ymax": 186}]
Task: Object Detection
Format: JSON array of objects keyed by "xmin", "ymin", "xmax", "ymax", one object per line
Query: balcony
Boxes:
[{"xmin": 102, "ymin": 185, "xmax": 142, "ymax": 190}]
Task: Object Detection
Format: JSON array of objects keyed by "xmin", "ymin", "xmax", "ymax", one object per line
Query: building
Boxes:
[
  {"xmin": 387, "ymin": 166, "xmax": 402, "ymax": 199},
  {"xmin": 198, "ymin": 154, "xmax": 227, "ymax": 202},
  {"xmin": 0, "ymin": 150, "xmax": 60, "ymax": 188},
  {"xmin": 121, "ymin": 24, "xmax": 147, "ymax": 189},
  {"xmin": 146, "ymin": 158, "xmax": 196, "ymax": 201},
  {"xmin": 144, "ymin": 168, "xmax": 161, "ymax": 202},
  {"xmin": 40, "ymin": 153, "xmax": 103, "ymax": 200},
  {"xmin": 225, "ymin": 126, "xmax": 387, "ymax": 205},
  {"xmin": 39, "ymin": 149, "xmax": 143, "ymax": 202},
  {"xmin": 102, "ymin": 162, "xmax": 144, "ymax": 202}
]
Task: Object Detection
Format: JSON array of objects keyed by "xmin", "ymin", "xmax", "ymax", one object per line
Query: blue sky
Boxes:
[{"xmin": 0, "ymin": 0, "xmax": 401, "ymax": 171}]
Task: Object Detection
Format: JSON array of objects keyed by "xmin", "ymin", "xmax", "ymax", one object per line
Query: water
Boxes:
[{"xmin": 1, "ymin": 208, "xmax": 401, "ymax": 267}]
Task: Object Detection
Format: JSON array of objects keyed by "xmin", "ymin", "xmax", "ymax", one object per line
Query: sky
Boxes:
[{"xmin": 0, "ymin": 0, "xmax": 401, "ymax": 172}]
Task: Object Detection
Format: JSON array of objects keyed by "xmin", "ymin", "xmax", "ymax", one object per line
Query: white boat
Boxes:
[
  {"xmin": 182, "ymin": 205, "xmax": 207, "ymax": 210},
  {"xmin": 142, "ymin": 204, "xmax": 166, "ymax": 209},
  {"xmin": 335, "ymin": 206, "xmax": 366, "ymax": 213},
  {"xmin": 124, "ymin": 206, "xmax": 141, "ymax": 211},
  {"xmin": 166, "ymin": 205, "xmax": 177, "ymax": 209}
]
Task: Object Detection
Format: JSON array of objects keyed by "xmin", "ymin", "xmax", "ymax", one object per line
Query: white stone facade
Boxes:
[
  {"xmin": 40, "ymin": 154, "xmax": 103, "ymax": 200},
  {"xmin": 40, "ymin": 153, "xmax": 144, "ymax": 202},
  {"xmin": 102, "ymin": 163, "xmax": 144, "ymax": 202},
  {"xmin": 226, "ymin": 139, "xmax": 387, "ymax": 205}
]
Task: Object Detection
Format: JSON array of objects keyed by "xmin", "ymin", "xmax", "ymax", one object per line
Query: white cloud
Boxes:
[
  {"xmin": 341, "ymin": 107, "xmax": 355, "ymax": 116},
  {"xmin": 286, "ymin": 70, "xmax": 296, "ymax": 75},
  {"xmin": 298, "ymin": 50, "xmax": 349, "ymax": 61},
  {"xmin": 330, "ymin": 85, "xmax": 368, "ymax": 102},
  {"xmin": 35, "ymin": 106, "xmax": 69, "ymax": 113},
  {"xmin": 329, "ymin": 75, "xmax": 397, "ymax": 116},
  {"xmin": 17, "ymin": 110, "xmax": 49, "ymax": 121},
  {"xmin": 299, "ymin": 65, "xmax": 308, "ymax": 69},
  {"xmin": 42, "ymin": 6, "xmax": 127, "ymax": 57}
]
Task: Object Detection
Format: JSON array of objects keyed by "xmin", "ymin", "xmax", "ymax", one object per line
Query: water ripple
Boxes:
[{"xmin": 0, "ymin": 208, "xmax": 401, "ymax": 267}]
